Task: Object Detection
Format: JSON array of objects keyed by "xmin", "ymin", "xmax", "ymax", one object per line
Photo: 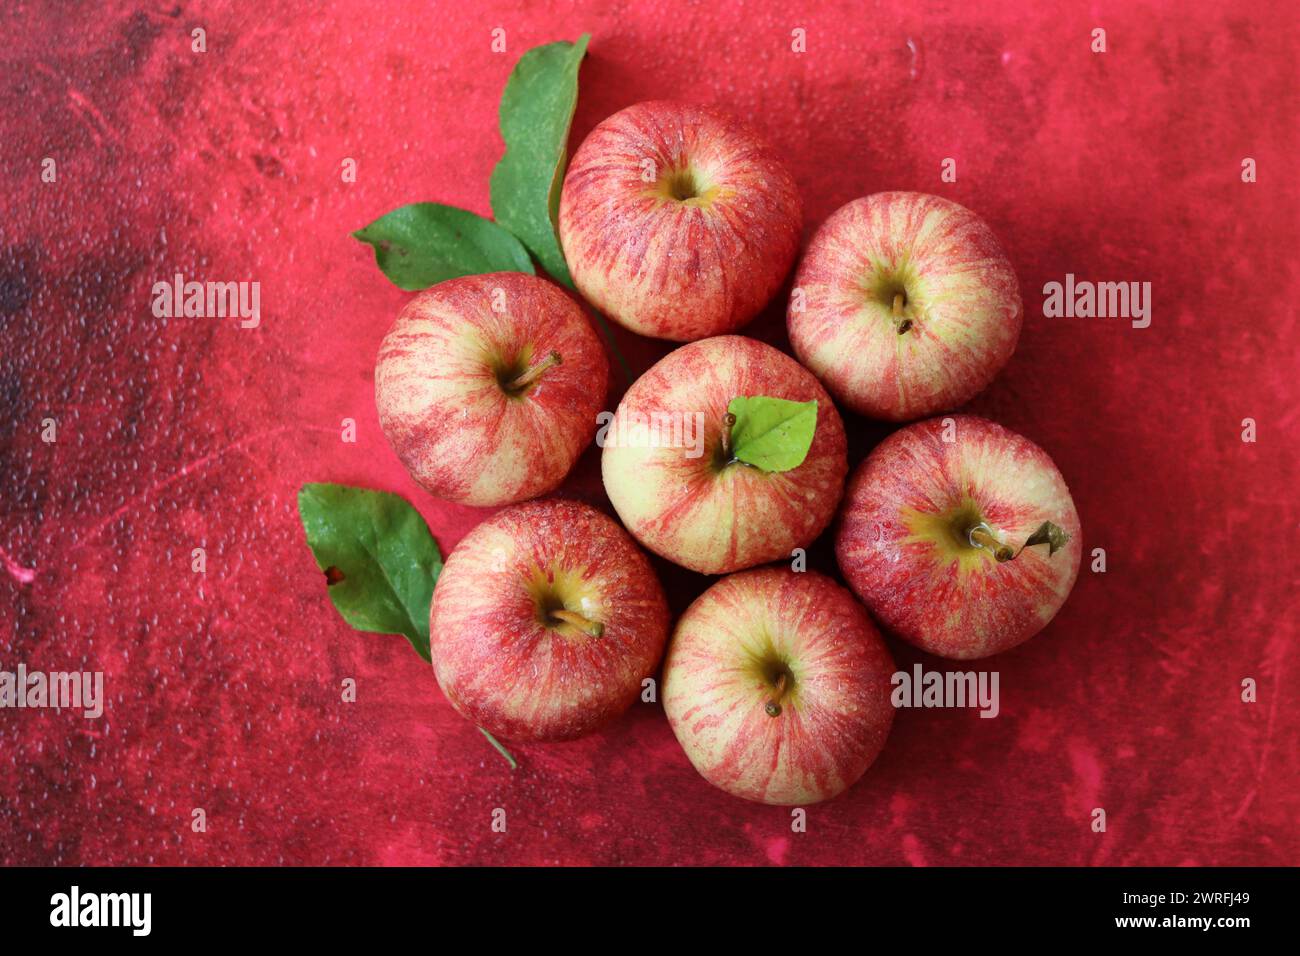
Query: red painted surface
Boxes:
[{"xmin": 1, "ymin": 1, "xmax": 1296, "ymax": 865}]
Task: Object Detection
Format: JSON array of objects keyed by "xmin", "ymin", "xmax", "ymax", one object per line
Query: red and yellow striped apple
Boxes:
[
  {"xmin": 787, "ymin": 192, "xmax": 1022, "ymax": 421},
  {"xmin": 559, "ymin": 100, "xmax": 802, "ymax": 341},
  {"xmin": 601, "ymin": 335, "xmax": 847, "ymax": 575},
  {"xmin": 375, "ymin": 273, "xmax": 607, "ymax": 507},
  {"xmin": 663, "ymin": 567, "xmax": 896, "ymax": 805},
  {"xmin": 429, "ymin": 498, "xmax": 670, "ymax": 741},
  {"xmin": 837, "ymin": 415, "xmax": 1081, "ymax": 659}
]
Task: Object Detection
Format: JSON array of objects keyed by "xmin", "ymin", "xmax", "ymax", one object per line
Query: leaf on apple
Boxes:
[
  {"xmin": 489, "ymin": 34, "xmax": 590, "ymax": 288},
  {"xmin": 297, "ymin": 482, "xmax": 442, "ymax": 662},
  {"xmin": 351, "ymin": 203, "xmax": 535, "ymax": 291},
  {"xmin": 726, "ymin": 396, "xmax": 819, "ymax": 473},
  {"xmin": 1021, "ymin": 520, "xmax": 1071, "ymax": 557}
]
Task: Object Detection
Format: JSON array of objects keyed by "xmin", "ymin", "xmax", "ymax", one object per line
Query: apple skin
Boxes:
[
  {"xmin": 836, "ymin": 415, "xmax": 1081, "ymax": 660},
  {"xmin": 601, "ymin": 335, "xmax": 848, "ymax": 575},
  {"xmin": 375, "ymin": 272, "xmax": 608, "ymax": 507},
  {"xmin": 429, "ymin": 498, "xmax": 670, "ymax": 742},
  {"xmin": 663, "ymin": 567, "xmax": 896, "ymax": 805},
  {"xmin": 787, "ymin": 192, "xmax": 1022, "ymax": 421},
  {"xmin": 558, "ymin": 100, "xmax": 802, "ymax": 342}
]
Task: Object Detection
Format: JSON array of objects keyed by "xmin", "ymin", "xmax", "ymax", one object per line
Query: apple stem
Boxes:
[
  {"xmin": 720, "ymin": 412, "xmax": 737, "ymax": 461},
  {"xmin": 550, "ymin": 608, "xmax": 605, "ymax": 638},
  {"xmin": 764, "ymin": 672, "xmax": 789, "ymax": 717},
  {"xmin": 969, "ymin": 520, "xmax": 1072, "ymax": 562},
  {"xmin": 892, "ymin": 292, "xmax": 913, "ymax": 334},
  {"xmin": 967, "ymin": 523, "xmax": 1015, "ymax": 562},
  {"xmin": 506, "ymin": 351, "xmax": 562, "ymax": 392}
]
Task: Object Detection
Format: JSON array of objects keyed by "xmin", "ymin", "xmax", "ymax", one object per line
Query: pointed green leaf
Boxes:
[
  {"xmin": 297, "ymin": 483, "xmax": 441, "ymax": 661},
  {"xmin": 727, "ymin": 396, "xmax": 819, "ymax": 473},
  {"xmin": 489, "ymin": 34, "xmax": 590, "ymax": 287},
  {"xmin": 352, "ymin": 202, "xmax": 534, "ymax": 291}
]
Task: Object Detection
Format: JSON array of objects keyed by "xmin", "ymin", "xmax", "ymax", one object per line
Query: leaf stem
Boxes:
[
  {"xmin": 584, "ymin": 306, "xmax": 636, "ymax": 388},
  {"xmin": 477, "ymin": 727, "xmax": 518, "ymax": 770}
]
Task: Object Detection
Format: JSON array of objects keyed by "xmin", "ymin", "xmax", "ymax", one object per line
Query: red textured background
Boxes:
[{"xmin": 1, "ymin": 1, "xmax": 1297, "ymax": 866}]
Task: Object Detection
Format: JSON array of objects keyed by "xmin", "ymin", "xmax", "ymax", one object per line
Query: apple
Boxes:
[
  {"xmin": 662, "ymin": 567, "xmax": 896, "ymax": 805},
  {"xmin": 601, "ymin": 335, "xmax": 847, "ymax": 575},
  {"xmin": 558, "ymin": 100, "xmax": 802, "ymax": 341},
  {"xmin": 375, "ymin": 272, "xmax": 608, "ymax": 507},
  {"xmin": 429, "ymin": 498, "xmax": 670, "ymax": 741},
  {"xmin": 787, "ymin": 192, "xmax": 1022, "ymax": 421},
  {"xmin": 836, "ymin": 415, "xmax": 1081, "ymax": 659}
]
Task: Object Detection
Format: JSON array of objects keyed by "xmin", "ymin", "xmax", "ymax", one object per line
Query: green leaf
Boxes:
[
  {"xmin": 726, "ymin": 396, "xmax": 820, "ymax": 473},
  {"xmin": 297, "ymin": 483, "xmax": 442, "ymax": 662},
  {"xmin": 352, "ymin": 203, "xmax": 534, "ymax": 291},
  {"xmin": 489, "ymin": 34, "xmax": 590, "ymax": 288},
  {"xmin": 1021, "ymin": 521, "xmax": 1071, "ymax": 557}
]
